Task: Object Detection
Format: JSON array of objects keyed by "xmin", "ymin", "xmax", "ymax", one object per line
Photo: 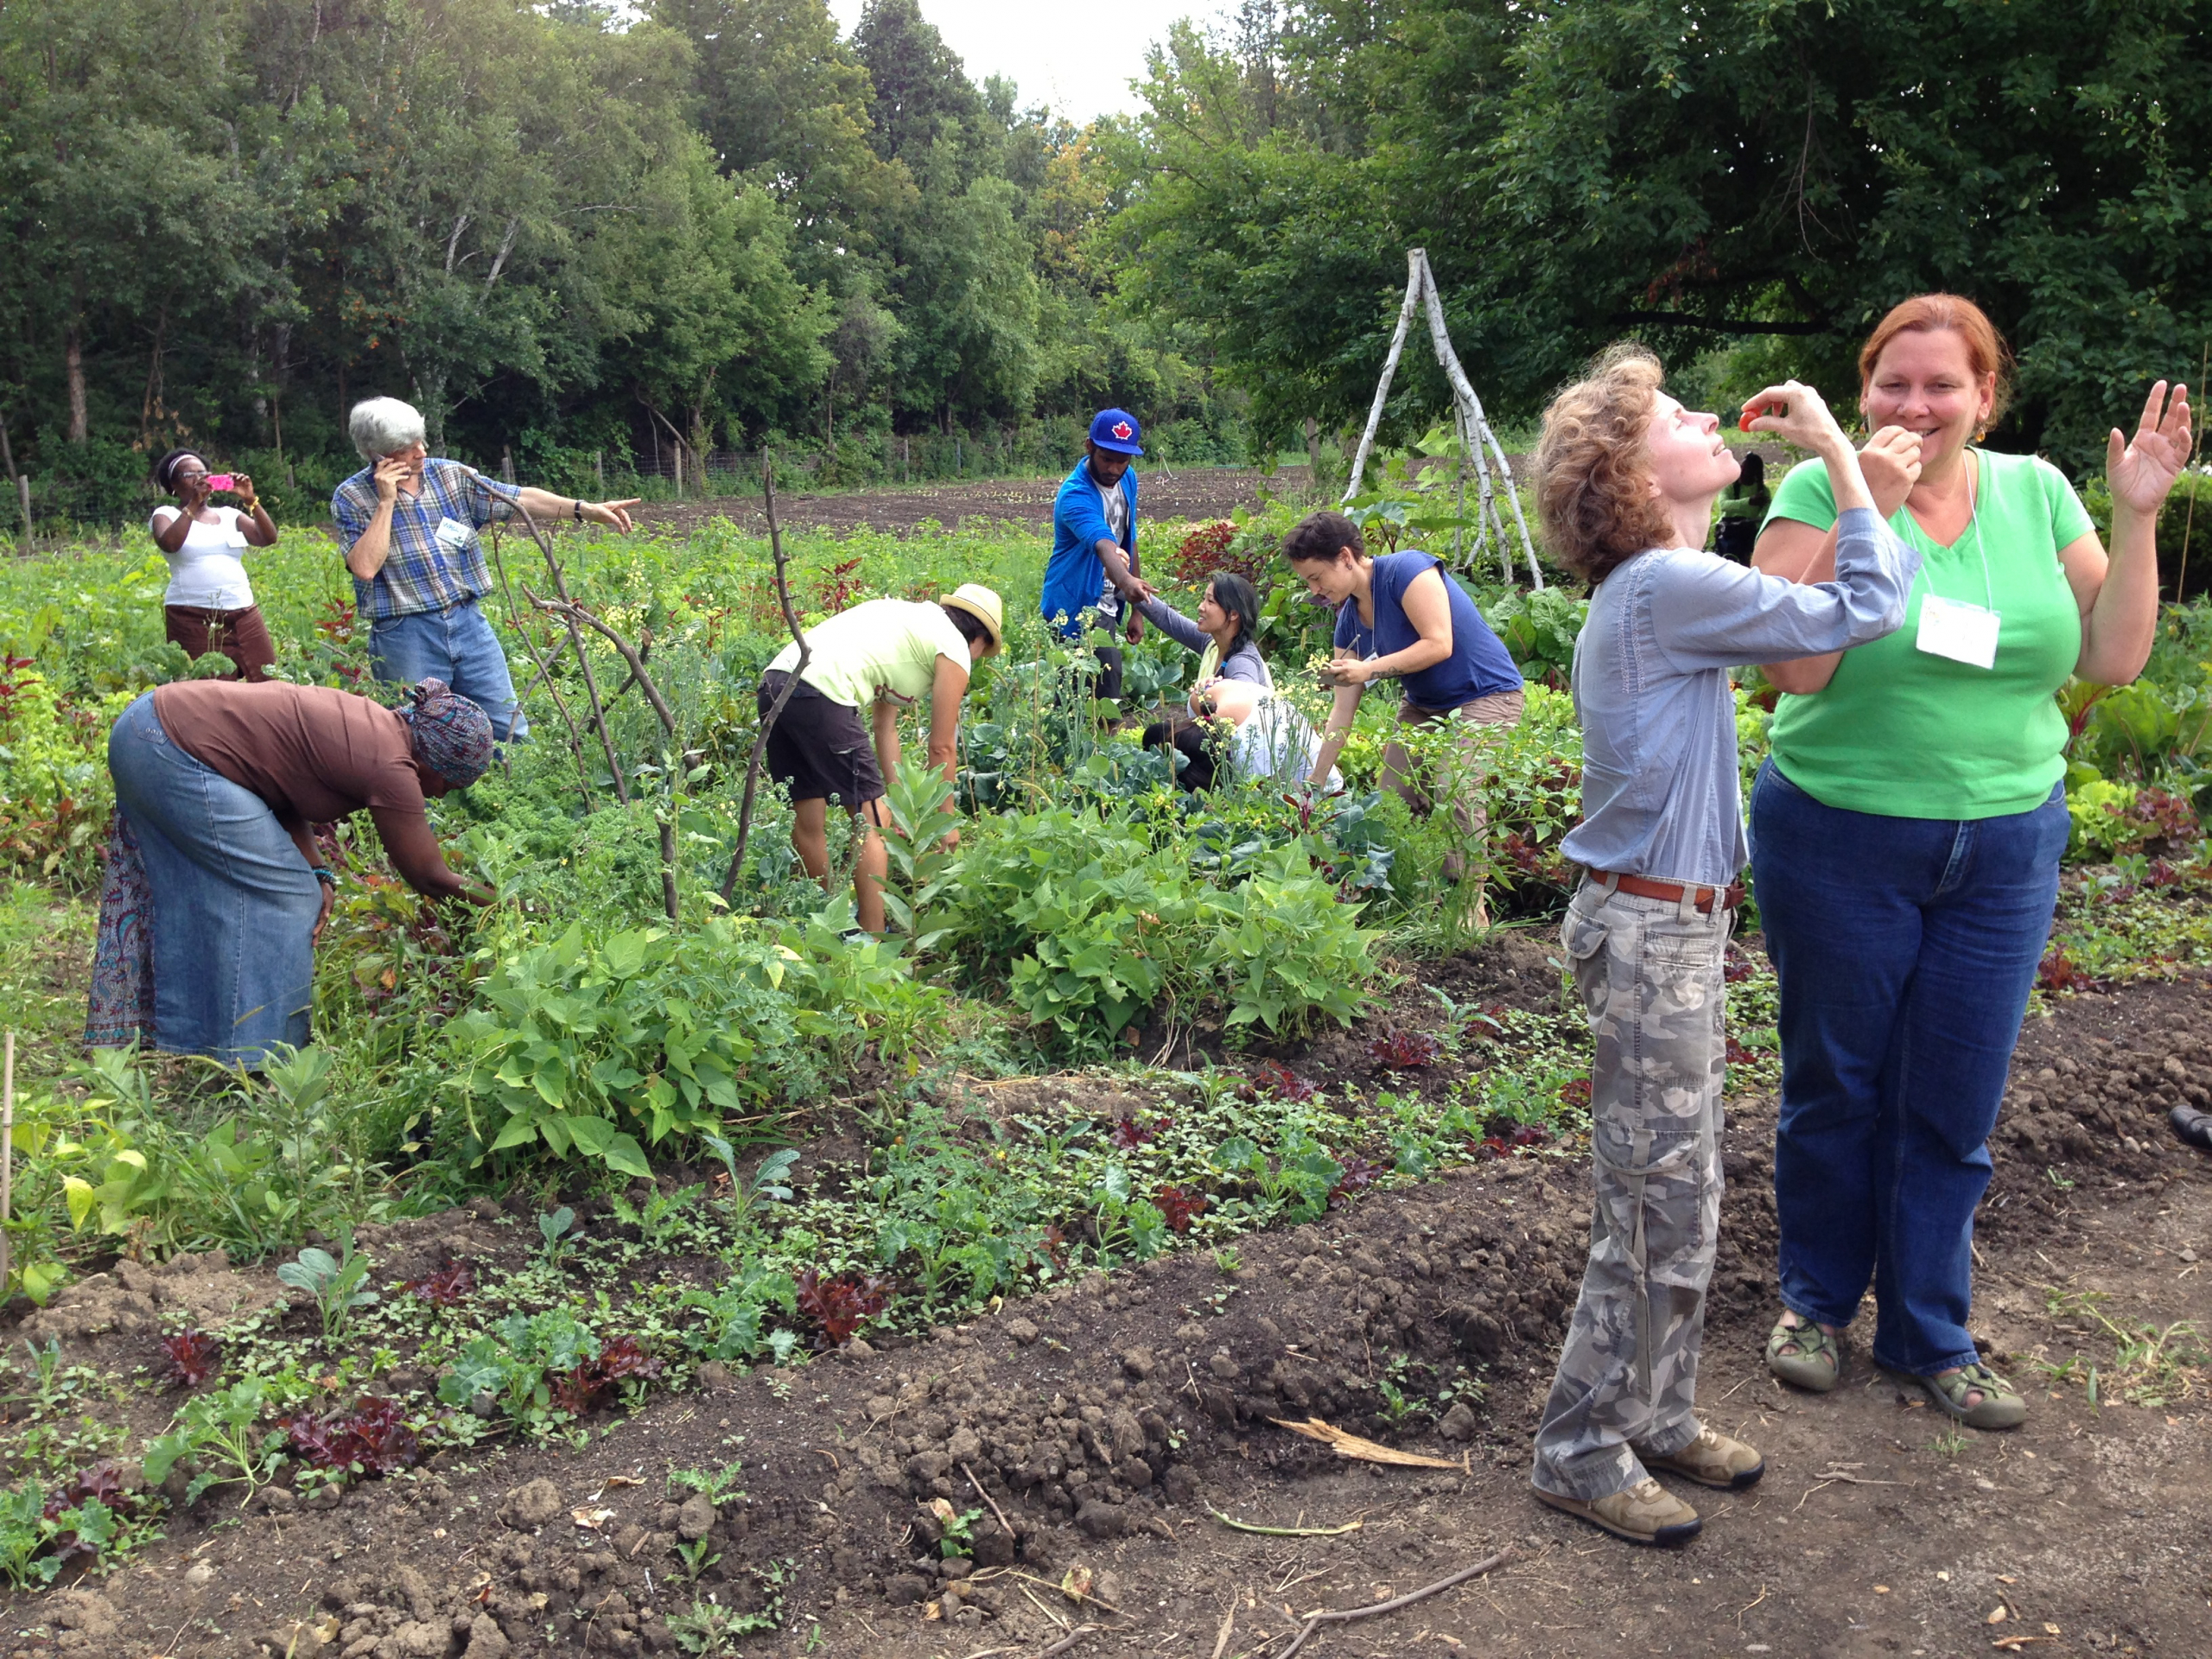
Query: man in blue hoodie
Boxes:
[{"xmin": 1044, "ymin": 408, "xmax": 1148, "ymax": 711}]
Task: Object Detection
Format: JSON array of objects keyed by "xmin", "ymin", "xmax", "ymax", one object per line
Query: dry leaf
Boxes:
[
  {"xmin": 570, "ymin": 1507, "xmax": 615, "ymax": 1530},
  {"xmin": 921, "ymin": 1599, "xmax": 943, "ymax": 1622},
  {"xmin": 928, "ymin": 1497, "xmax": 957, "ymax": 1522},
  {"xmin": 1062, "ymin": 1566, "xmax": 1094, "ymax": 1603},
  {"xmin": 1997, "ymin": 1574, "xmax": 2018, "ymax": 1585},
  {"xmin": 590, "ymin": 1476, "xmax": 643, "ymax": 1498},
  {"xmin": 1874, "ymin": 1586, "xmax": 1891, "ymax": 1594},
  {"xmin": 1986, "ymin": 1606, "xmax": 2009, "ymax": 1625},
  {"xmin": 2043, "ymin": 1625, "xmax": 2061, "ymax": 1637},
  {"xmin": 1268, "ymin": 1416, "xmax": 1463, "ymax": 1470}
]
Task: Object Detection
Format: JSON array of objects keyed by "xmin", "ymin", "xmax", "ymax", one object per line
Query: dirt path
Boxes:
[
  {"xmin": 8, "ymin": 960, "xmax": 2209, "ymax": 1659},
  {"xmin": 624, "ymin": 466, "xmax": 1307, "ymax": 541}
]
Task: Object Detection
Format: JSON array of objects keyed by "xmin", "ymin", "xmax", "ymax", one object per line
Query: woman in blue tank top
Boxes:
[{"xmin": 1283, "ymin": 511, "xmax": 1525, "ymax": 912}]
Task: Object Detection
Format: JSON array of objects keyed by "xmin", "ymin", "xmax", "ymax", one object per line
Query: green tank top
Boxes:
[{"xmin": 1760, "ymin": 449, "xmax": 2094, "ymax": 820}]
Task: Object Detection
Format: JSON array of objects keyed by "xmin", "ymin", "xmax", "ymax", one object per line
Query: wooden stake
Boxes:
[
  {"xmin": 722, "ymin": 460, "xmax": 810, "ymax": 904},
  {"xmin": 3, "ymin": 1030, "xmax": 16, "ymax": 1300}
]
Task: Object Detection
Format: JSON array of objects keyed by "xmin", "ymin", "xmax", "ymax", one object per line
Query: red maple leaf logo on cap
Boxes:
[{"xmin": 1112, "ymin": 421, "xmax": 1134, "ymax": 441}]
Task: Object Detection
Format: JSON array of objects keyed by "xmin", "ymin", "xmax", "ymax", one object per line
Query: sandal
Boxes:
[
  {"xmin": 1885, "ymin": 1361, "xmax": 2027, "ymax": 1430},
  {"xmin": 1765, "ymin": 1313, "xmax": 1840, "ymax": 1393}
]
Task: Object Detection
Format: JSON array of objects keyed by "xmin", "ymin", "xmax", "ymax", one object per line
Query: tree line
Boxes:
[
  {"xmin": 1104, "ymin": 0, "xmax": 2212, "ymax": 478},
  {"xmin": 8, "ymin": 0, "xmax": 2207, "ymax": 526},
  {"xmin": 0, "ymin": 0, "xmax": 1237, "ymax": 522}
]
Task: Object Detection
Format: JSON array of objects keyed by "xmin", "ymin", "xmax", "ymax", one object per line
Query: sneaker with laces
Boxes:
[
  {"xmin": 1638, "ymin": 1426, "xmax": 1765, "ymax": 1490},
  {"xmin": 1533, "ymin": 1477, "xmax": 1701, "ymax": 1547}
]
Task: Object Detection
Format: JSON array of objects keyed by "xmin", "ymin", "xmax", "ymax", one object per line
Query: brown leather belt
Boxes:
[{"xmin": 1586, "ymin": 869, "xmax": 1745, "ymax": 914}]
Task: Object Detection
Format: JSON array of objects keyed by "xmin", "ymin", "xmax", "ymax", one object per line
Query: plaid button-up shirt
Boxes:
[{"xmin": 331, "ymin": 457, "xmax": 521, "ymax": 621}]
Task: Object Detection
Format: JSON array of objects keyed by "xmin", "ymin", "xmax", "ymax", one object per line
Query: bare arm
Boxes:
[
  {"xmin": 2069, "ymin": 381, "xmax": 2192, "ymax": 685},
  {"xmin": 1306, "ymin": 677, "xmax": 1366, "ymax": 788},
  {"xmin": 872, "ymin": 695, "xmax": 901, "ymax": 780},
  {"xmin": 1320, "ymin": 566, "xmax": 1454, "ymax": 687},
  {"xmin": 368, "ymin": 805, "xmax": 489, "ymax": 904},
  {"xmin": 277, "ymin": 811, "xmax": 335, "ymax": 943},
  {"xmin": 925, "ymin": 656, "xmax": 969, "ymax": 786},
  {"xmin": 231, "ymin": 475, "xmax": 278, "ymax": 547},
  {"xmin": 514, "ymin": 486, "xmax": 640, "ymax": 534}
]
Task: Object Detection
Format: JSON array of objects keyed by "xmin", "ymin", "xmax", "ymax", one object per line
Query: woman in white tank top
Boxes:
[{"xmin": 149, "ymin": 448, "xmax": 280, "ymax": 681}]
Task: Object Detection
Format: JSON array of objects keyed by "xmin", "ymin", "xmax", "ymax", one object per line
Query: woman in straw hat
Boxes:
[{"xmin": 757, "ymin": 585, "xmax": 1002, "ymax": 933}]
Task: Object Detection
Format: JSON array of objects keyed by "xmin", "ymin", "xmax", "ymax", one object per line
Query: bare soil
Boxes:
[
  {"xmin": 7, "ymin": 945, "xmax": 2210, "ymax": 1659},
  {"xmin": 622, "ymin": 467, "xmax": 1308, "ymax": 542}
]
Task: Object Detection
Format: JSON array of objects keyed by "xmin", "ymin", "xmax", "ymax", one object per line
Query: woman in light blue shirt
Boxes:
[{"xmin": 1523, "ymin": 346, "xmax": 1920, "ymax": 1551}]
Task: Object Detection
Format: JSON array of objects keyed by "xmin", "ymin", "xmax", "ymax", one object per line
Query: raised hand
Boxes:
[
  {"xmin": 1740, "ymin": 381, "xmax": 1852, "ymax": 458},
  {"xmin": 2107, "ymin": 381, "xmax": 2193, "ymax": 518},
  {"xmin": 373, "ymin": 454, "xmax": 410, "ymax": 503},
  {"xmin": 1858, "ymin": 427, "xmax": 1923, "ymax": 516}
]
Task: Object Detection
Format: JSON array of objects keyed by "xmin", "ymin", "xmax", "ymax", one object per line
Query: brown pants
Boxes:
[
  {"xmin": 166, "ymin": 604, "xmax": 275, "ymax": 683},
  {"xmin": 1386, "ymin": 689, "xmax": 1525, "ymax": 887}
]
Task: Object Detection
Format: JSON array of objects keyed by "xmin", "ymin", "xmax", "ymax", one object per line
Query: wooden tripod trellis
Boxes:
[{"xmin": 1343, "ymin": 247, "xmax": 1543, "ymax": 589}]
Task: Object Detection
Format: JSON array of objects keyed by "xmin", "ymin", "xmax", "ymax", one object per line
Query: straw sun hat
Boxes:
[{"xmin": 940, "ymin": 584, "xmax": 1004, "ymax": 651}]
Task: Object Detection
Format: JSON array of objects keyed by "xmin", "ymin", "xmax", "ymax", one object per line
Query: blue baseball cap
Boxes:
[{"xmin": 1088, "ymin": 408, "xmax": 1143, "ymax": 455}]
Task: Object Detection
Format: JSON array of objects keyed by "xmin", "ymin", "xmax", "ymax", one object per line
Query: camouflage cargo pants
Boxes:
[{"xmin": 1531, "ymin": 880, "xmax": 1731, "ymax": 1501}]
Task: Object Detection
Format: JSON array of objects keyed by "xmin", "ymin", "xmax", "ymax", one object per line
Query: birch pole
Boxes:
[
  {"xmin": 1340, "ymin": 251, "xmax": 1427, "ymax": 506},
  {"xmin": 1415, "ymin": 252, "xmax": 1543, "ymax": 589}
]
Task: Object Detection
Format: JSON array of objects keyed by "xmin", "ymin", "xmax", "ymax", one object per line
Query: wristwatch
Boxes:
[{"xmin": 574, "ymin": 499, "xmax": 584, "ymax": 523}]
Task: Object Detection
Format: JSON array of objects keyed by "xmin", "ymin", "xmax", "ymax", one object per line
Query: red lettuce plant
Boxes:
[
  {"xmin": 159, "ymin": 1330, "xmax": 221, "ymax": 1389},
  {"xmin": 1366, "ymin": 1027, "xmax": 1444, "ymax": 1069},
  {"xmin": 401, "ymin": 1263, "xmax": 475, "ymax": 1307},
  {"xmin": 795, "ymin": 1269, "xmax": 891, "ymax": 1348},
  {"xmin": 278, "ymin": 1398, "xmax": 423, "ymax": 1478},
  {"xmin": 1241, "ymin": 1061, "xmax": 1319, "ymax": 1103},
  {"xmin": 1154, "ymin": 1186, "xmax": 1208, "ymax": 1235}
]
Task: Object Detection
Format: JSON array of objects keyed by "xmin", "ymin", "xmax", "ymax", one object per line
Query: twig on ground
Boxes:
[
  {"xmin": 1039, "ymin": 1624, "xmax": 1099, "ymax": 1657},
  {"xmin": 1210, "ymin": 1609, "xmax": 1235, "ymax": 1659},
  {"xmin": 1209, "ymin": 1506, "xmax": 1363, "ymax": 1538},
  {"xmin": 963, "ymin": 1461, "xmax": 1015, "ymax": 1537},
  {"xmin": 1270, "ymin": 1548, "xmax": 1512, "ymax": 1659}
]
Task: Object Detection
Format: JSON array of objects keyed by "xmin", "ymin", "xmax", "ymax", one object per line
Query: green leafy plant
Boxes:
[
  {"xmin": 875, "ymin": 753, "xmax": 965, "ymax": 949},
  {"xmin": 143, "ymin": 1376, "xmax": 291, "ymax": 1503},
  {"xmin": 678, "ymin": 1270, "xmax": 799, "ymax": 1363},
  {"xmin": 538, "ymin": 1205, "xmax": 578, "ymax": 1267},
  {"xmin": 276, "ymin": 1225, "xmax": 378, "ymax": 1349}
]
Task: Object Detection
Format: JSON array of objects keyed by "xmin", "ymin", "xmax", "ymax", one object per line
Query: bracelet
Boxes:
[
  {"xmin": 310, "ymin": 868, "xmax": 337, "ymax": 888},
  {"xmin": 574, "ymin": 499, "xmax": 583, "ymax": 523}
]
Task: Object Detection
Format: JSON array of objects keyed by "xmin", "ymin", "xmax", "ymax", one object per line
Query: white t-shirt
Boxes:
[
  {"xmin": 149, "ymin": 507, "xmax": 255, "ymax": 609},
  {"xmin": 1230, "ymin": 696, "xmax": 1342, "ymax": 791},
  {"xmin": 769, "ymin": 599, "xmax": 971, "ymax": 710},
  {"xmin": 1095, "ymin": 480, "xmax": 1129, "ymax": 619}
]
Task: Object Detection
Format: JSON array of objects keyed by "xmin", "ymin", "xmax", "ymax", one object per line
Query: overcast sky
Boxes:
[{"xmin": 824, "ymin": 0, "xmax": 1228, "ymax": 123}]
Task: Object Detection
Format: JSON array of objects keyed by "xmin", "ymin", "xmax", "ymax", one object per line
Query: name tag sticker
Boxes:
[
  {"xmin": 1916, "ymin": 594, "xmax": 2000, "ymax": 670},
  {"xmin": 434, "ymin": 516, "xmax": 473, "ymax": 554}
]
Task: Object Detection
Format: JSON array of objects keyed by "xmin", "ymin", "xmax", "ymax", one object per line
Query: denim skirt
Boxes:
[{"xmin": 97, "ymin": 692, "xmax": 321, "ymax": 1065}]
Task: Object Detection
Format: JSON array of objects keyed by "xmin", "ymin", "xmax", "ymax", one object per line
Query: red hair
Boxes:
[{"xmin": 1858, "ymin": 294, "xmax": 2013, "ymax": 423}]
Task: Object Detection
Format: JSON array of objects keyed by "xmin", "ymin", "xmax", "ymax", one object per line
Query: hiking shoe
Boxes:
[
  {"xmin": 1766, "ymin": 1312, "xmax": 1840, "ymax": 1392},
  {"xmin": 1883, "ymin": 1361, "xmax": 2028, "ymax": 1431},
  {"xmin": 1639, "ymin": 1426, "xmax": 1765, "ymax": 1491},
  {"xmin": 1534, "ymin": 1478, "xmax": 1701, "ymax": 1547},
  {"xmin": 2171, "ymin": 1105, "xmax": 2212, "ymax": 1151}
]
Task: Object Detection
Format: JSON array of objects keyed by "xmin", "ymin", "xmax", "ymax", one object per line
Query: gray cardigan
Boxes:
[
  {"xmin": 1559, "ymin": 507, "xmax": 1920, "ymax": 886},
  {"xmin": 1137, "ymin": 595, "xmax": 1271, "ymax": 689}
]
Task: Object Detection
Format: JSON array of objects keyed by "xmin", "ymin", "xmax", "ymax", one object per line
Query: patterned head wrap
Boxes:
[{"xmin": 400, "ymin": 678, "xmax": 495, "ymax": 787}]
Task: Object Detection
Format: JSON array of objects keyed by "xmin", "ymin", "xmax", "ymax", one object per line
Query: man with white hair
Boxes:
[{"xmin": 330, "ymin": 397, "xmax": 641, "ymax": 741}]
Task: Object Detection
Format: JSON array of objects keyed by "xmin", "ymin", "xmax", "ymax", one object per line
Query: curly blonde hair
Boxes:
[{"xmin": 1534, "ymin": 345, "xmax": 1677, "ymax": 585}]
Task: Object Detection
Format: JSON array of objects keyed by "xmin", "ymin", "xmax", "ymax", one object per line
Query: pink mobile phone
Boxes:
[{"xmin": 203, "ymin": 474, "xmax": 236, "ymax": 493}]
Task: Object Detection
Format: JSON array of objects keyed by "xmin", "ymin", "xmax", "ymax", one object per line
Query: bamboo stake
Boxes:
[
  {"xmin": 721, "ymin": 460, "xmax": 810, "ymax": 904},
  {"xmin": 2176, "ymin": 339, "xmax": 2207, "ymax": 603},
  {"xmin": 3, "ymin": 1030, "xmax": 15, "ymax": 1300}
]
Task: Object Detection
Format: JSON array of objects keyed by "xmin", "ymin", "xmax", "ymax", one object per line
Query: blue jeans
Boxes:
[
  {"xmin": 1749, "ymin": 760, "xmax": 2069, "ymax": 1376},
  {"xmin": 368, "ymin": 598, "xmax": 527, "ymax": 741},
  {"xmin": 106, "ymin": 694, "xmax": 321, "ymax": 1065}
]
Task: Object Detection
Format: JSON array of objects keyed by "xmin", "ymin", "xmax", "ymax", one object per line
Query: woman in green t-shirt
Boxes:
[{"xmin": 1748, "ymin": 293, "xmax": 2191, "ymax": 1430}]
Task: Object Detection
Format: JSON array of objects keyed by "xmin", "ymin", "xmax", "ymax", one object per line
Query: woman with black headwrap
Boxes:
[
  {"xmin": 149, "ymin": 448, "xmax": 280, "ymax": 680},
  {"xmin": 86, "ymin": 678, "xmax": 495, "ymax": 1066}
]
